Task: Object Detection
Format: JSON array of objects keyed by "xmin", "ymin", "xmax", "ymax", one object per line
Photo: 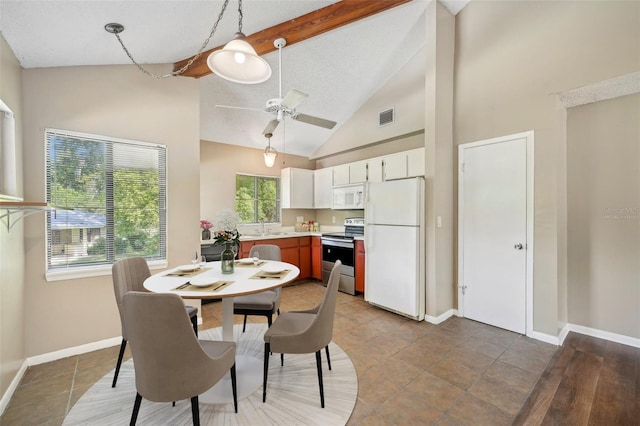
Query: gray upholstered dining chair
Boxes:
[
  {"xmin": 233, "ymin": 244, "xmax": 282, "ymax": 332},
  {"xmin": 111, "ymin": 256, "xmax": 198, "ymax": 388},
  {"xmin": 262, "ymin": 260, "xmax": 341, "ymax": 408},
  {"xmin": 122, "ymin": 292, "xmax": 237, "ymax": 425}
]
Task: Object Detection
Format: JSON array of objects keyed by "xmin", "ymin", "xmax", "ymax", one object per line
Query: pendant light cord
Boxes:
[{"xmin": 109, "ymin": 0, "xmax": 231, "ymax": 79}]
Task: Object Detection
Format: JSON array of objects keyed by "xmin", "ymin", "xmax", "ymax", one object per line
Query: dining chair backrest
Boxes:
[
  {"xmin": 306, "ymin": 259, "xmax": 341, "ymax": 352},
  {"xmin": 122, "ymin": 291, "xmax": 234, "ymax": 403},
  {"xmin": 112, "ymin": 256, "xmax": 151, "ymax": 339},
  {"xmin": 249, "ymin": 244, "xmax": 281, "ymax": 261}
]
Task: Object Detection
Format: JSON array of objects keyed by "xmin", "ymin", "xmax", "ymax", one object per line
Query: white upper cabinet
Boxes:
[
  {"xmin": 383, "ymin": 152, "xmax": 407, "ymax": 181},
  {"xmin": 382, "ymin": 148, "xmax": 426, "ymax": 181},
  {"xmin": 349, "ymin": 160, "xmax": 368, "ymax": 184},
  {"xmin": 367, "ymin": 159, "xmax": 384, "ymax": 183},
  {"xmin": 281, "ymin": 167, "xmax": 314, "ymax": 209},
  {"xmin": 313, "ymin": 167, "xmax": 333, "ymax": 209},
  {"xmin": 332, "ymin": 164, "xmax": 350, "ymax": 186},
  {"xmin": 407, "ymin": 147, "xmax": 426, "ymax": 178},
  {"xmin": 321, "ymin": 147, "xmax": 425, "ymax": 192}
]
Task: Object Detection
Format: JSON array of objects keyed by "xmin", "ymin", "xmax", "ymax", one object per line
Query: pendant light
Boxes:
[
  {"xmin": 263, "ymin": 132, "xmax": 278, "ymax": 167},
  {"xmin": 207, "ymin": 0, "xmax": 271, "ymax": 84},
  {"xmin": 104, "ymin": 0, "xmax": 270, "ymax": 83}
]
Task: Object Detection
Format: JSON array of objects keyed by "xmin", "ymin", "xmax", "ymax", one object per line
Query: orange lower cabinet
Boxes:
[
  {"xmin": 311, "ymin": 236, "xmax": 322, "ymax": 280},
  {"xmin": 355, "ymin": 239, "xmax": 365, "ymax": 293}
]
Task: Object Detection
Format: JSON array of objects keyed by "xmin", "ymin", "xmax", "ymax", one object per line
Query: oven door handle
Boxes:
[{"xmin": 321, "ymin": 238, "xmax": 354, "ymax": 249}]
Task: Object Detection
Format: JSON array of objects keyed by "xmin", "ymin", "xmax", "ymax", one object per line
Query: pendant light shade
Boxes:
[
  {"xmin": 208, "ymin": 32, "xmax": 272, "ymax": 84},
  {"xmin": 263, "ymin": 132, "xmax": 277, "ymax": 167},
  {"xmin": 264, "ymin": 146, "xmax": 278, "ymax": 167}
]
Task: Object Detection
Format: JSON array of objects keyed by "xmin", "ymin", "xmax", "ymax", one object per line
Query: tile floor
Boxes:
[{"xmin": 1, "ymin": 281, "xmax": 558, "ymax": 425}]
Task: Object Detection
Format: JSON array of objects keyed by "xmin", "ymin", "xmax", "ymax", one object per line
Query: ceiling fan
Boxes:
[{"xmin": 216, "ymin": 37, "xmax": 337, "ymax": 136}]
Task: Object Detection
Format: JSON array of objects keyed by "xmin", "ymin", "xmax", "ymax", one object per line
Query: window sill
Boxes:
[{"xmin": 45, "ymin": 259, "xmax": 168, "ymax": 282}]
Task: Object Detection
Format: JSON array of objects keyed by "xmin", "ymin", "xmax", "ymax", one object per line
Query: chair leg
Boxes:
[
  {"xmin": 130, "ymin": 392, "xmax": 142, "ymax": 426},
  {"xmin": 263, "ymin": 343, "xmax": 271, "ymax": 402},
  {"xmin": 315, "ymin": 350, "xmax": 325, "ymax": 408},
  {"xmin": 280, "ymin": 353, "xmax": 284, "ymax": 366},
  {"xmin": 190, "ymin": 315, "xmax": 198, "ymax": 337},
  {"xmin": 112, "ymin": 339, "xmax": 127, "ymax": 388},
  {"xmin": 190, "ymin": 396, "xmax": 200, "ymax": 426},
  {"xmin": 267, "ymin": 314, "xmax": 272, "ymax": 328},
  {"xmin": 325, "ymin": 345, "xmax": 332, "ymax": 371},
  {"xmin": 230, "ymin": 363, "xmax": 238, "ymax": 413},
  {"xmin": 242, "ymin": 315, "xmax": 248, "ymax": 332}
]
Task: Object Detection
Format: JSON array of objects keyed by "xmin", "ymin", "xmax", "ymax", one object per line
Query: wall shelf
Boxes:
[{"xmin": 0, "ymin": 201, "xmax": 54, "ymax": 232}]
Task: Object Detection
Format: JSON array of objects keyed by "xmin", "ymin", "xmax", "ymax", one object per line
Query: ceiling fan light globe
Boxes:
[
  {"xmin": 207, "ymin": 33, "xmax": 271, "ymax": 84},
  {"xmin": 264, "ymin": 146, "xmax": 278, "ymax": 167}
]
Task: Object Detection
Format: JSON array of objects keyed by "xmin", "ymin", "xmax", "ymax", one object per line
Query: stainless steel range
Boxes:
[{"xmin": 321, "ymin": 218, "xmax": 364, "ymax": 295}]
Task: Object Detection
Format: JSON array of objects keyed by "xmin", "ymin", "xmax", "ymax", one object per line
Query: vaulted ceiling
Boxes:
[{"xmin": 1, "ymin": 0, "xmax": 469, "ymax": 157}]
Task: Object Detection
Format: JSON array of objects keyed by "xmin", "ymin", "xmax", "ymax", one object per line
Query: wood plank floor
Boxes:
[{"xmin": 514, "ymin": 331, "xmax": 640, "ymax": 425}]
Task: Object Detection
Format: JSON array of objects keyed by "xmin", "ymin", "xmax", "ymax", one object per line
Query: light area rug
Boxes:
[{"xmin": 63, "ymin": 323, "xmax": 358, "ymax": 425}]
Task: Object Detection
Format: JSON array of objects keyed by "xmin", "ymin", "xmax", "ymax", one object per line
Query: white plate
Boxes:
[
  {"xmin": 189, "ymin": 276, "xmax": 217, "ymax": 287},
  {"xmin": 237, "ymin": 258, "xmax": 254, "ymax": 264},
  {"xmin": 262, "ymin": 265, "xmax": 285, "ymax": 274},
  {"xmin": 177, "ymin": 264, "xmax": 198, "ymax": 272}
]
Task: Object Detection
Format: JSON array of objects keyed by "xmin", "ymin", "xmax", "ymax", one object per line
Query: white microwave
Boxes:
[{"xmin": 332, "ymin": 184, "xmax": 365, "ymax": 210}]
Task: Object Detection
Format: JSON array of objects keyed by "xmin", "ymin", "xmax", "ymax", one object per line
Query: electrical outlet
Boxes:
[{"xmin": 332, "ymin": 216, "xmax": 336, "ymax": 224}]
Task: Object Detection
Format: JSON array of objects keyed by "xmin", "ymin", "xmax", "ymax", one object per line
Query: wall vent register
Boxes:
[{"xmin": 378, "ymin": 107, "xmax": 394, "ymax": 126}]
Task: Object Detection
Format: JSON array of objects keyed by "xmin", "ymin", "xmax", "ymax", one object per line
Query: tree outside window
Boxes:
[{"xmin": 235, "ymin": 174, "xmax": 280, "ymax": 223}]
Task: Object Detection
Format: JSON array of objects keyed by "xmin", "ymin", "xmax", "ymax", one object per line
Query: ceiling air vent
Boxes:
[{"xmin": 378, "ymin": 107, "xmax": 394, "ymax": 126}]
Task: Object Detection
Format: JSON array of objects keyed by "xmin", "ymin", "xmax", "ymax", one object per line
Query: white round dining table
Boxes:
[
  {"xmin": 143, "ymin": 259, "xmax": 300, "ymax": 403},
  {"xmin": 144, "ymin": 260, "xmax": 300, "ymax": 340}
]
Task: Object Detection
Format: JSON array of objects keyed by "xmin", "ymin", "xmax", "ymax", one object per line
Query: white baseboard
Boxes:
[
  {"xmin": 27, "ymin": 336, "xmax": 122, "ymax": 366},
  {"xmin": 0, "ymin": 360, "xmax": 28, "ymax": 416},
  {"xmin": 563, "ymin": 323, "xmax": 640, "ymax": 349},
  {"xmin": 558, "ymin": 323, "xmax": 571, "ymax": 345},
  {"xmin": 529, "ymin": 331, "xmax": 560, "ymax": 346},
  {"xmin": 425, "ymin": 309, "xmax": 457, "ymax": 325}
]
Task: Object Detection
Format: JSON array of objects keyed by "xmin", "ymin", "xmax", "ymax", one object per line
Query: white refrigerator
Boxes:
[{"xmin": 364, "ymin": 177, "xmax": 425, "ymax": 320}]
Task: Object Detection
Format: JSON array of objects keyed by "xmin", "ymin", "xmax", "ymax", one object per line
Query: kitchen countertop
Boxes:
[
  {"xmin": 200, "ymin": 225, "xmax": 352, "ymax": 244},
  {"xmin": 201, "ymin": 232, "xmax": 321, "ymax": 244},
  {"xmin": 238, "ymin": 232, "xmax": 322, "ymax": 242}
]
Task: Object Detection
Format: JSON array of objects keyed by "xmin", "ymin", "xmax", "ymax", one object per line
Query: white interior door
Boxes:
[{"xmin": 458, "ymin": 133, "xmax": 532, "ymax": 334}]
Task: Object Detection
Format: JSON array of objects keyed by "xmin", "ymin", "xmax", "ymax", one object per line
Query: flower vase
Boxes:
[
  {"xmin": 221, "ymin": 242, "xmax": 235, "ymax": 274},
  {"xmin": 201, "ymin": 228, "xmax": 211, "ymax": 240}
]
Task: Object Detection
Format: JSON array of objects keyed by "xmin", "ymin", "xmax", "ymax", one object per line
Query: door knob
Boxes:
[{"xmin": 514, "ymin": 243, "xmax": 523, "ymax": 250}]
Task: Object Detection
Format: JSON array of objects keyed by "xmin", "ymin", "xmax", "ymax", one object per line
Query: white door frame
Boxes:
[{"xmin": 457, "ymin": 130, "xmax": 535, "ymax": 337}]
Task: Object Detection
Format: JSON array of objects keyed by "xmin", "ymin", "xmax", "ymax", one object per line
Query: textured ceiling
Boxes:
[{"xmin": 1, "ymin": 0, "xmax": 469, "ymax": 157}]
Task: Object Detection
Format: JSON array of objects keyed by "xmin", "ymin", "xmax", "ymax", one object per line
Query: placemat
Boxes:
[
  {"xmin": 165, "ymin": 267, "xmax": 210, "ymax": 277},
  {"xmin": 249, "ymin": 269, "xmax": 291, "ymax": 280},
  {"xmin": 172, "ymin": 280, "xmax": 234, "ymax": 292},
  {"xmin": 234, "ymin": 260, "xmax": 266, "ymax": 267}
]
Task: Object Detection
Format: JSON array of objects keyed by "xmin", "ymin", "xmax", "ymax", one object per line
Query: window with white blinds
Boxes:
[{"xmin": 45, "ymin": 129, "xmax": 167, "ymax": 271}]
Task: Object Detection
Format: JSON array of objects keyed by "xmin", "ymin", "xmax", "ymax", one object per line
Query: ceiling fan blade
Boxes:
[
  {"xmin": 263, "ymin": 119, "xmax": 280, "ymax": 136},
  {"xmin": 281, "ymin": 89, "xmax": 308, "ymax": 110},
  {"xmin": 215, "ymin": 104, "xmax": 264, "ymax": 112},
  {"xmin": 293, "ymin": 113, "xmax": 337, "ymax": 129}
]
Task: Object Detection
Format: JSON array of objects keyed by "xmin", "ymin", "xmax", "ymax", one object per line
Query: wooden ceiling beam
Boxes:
[{"xmin": 173, "ymin": 0, "xmax": 412, "ymax": 78}]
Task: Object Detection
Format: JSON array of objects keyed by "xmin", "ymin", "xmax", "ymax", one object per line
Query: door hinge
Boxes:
[{"xmin": 458, "ymin": 284, "xmax": 467, "ymax": 295}]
